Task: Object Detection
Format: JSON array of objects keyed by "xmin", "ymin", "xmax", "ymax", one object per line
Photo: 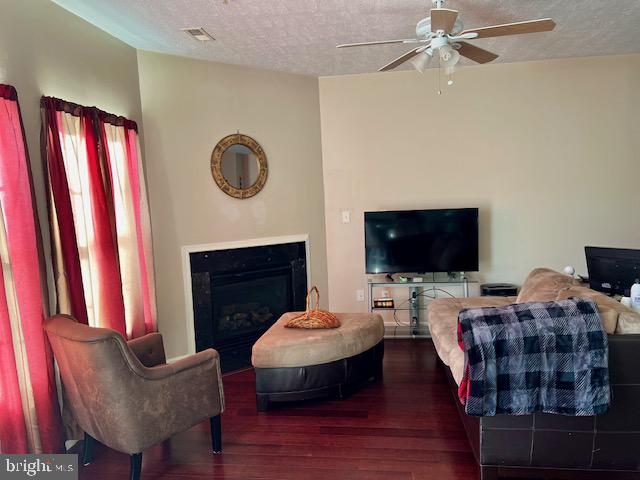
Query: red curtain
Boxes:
[
  {"xmin": 41, "ymin": 97, "xmax": 156, "ymax": 339},
  {"xmin": 40, "ymin": 100, "xmax": 89, "ymax": 326},
  {"xmin": 0, "ymin": 84, "xmax": 64, "ymax": 453}
]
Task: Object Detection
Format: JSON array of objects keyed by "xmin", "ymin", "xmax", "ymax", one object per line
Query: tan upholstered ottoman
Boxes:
[{"xmin": 251, "ymin": 312, "xmax": 384, "ymax": 410}]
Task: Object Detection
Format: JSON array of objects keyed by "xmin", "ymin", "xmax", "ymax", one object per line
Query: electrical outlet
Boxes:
[
  {"xmin": 341, "ymin": 210, "xmax": 351, "ymax": 224},
  {"xmin": 356, "ymin": 289, "xmax": 365, "ymax": 302}
]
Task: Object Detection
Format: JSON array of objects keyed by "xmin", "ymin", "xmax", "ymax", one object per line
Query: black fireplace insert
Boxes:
[{"xmin": 190, "ymin": 242, "xmax": 307, "ymax": 372}]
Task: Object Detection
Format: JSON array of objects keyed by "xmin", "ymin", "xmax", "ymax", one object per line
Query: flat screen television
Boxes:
[{"xmin": 364, "ymin": 208, "xmax": 479, "ymax": 274}]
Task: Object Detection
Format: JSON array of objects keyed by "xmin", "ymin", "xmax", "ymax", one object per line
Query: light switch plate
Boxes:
[
  {"xmin": 356, "ymin": 289, "xmax": 365, "ymax": 302},
  {"xmin": 341, "ymin": 210, "xmax": 351, "ymax": 224}
]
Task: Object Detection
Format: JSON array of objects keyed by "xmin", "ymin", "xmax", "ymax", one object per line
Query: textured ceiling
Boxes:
[{"xmin": 51, "ymin": 0, "xmax": 640, "ymax": 77}]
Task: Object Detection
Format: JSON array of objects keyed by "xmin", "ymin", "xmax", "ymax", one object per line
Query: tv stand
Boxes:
[{"xmin": 368, "ymin": 274, "xmax": 476, "ymax": 338}]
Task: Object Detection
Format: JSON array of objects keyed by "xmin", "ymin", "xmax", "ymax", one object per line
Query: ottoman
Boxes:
[{"xmin": 251, "ymin": 312, "xmax": 385, "ymax": 411}]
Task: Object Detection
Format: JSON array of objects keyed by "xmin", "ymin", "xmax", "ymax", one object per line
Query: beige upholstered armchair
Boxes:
[{"xmin": 44, "ymin": 315, "xmax": 224, "ymax": 480}]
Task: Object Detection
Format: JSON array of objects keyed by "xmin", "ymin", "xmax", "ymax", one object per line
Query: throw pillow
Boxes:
[{"xmin": 516, "ymin": 268, "xmax": 581, "ymax": 304}]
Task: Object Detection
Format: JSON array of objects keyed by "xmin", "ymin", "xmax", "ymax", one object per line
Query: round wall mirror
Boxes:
[{"xmin": 211, "ymin": 133, "xmax": 268, "ymax": 199}]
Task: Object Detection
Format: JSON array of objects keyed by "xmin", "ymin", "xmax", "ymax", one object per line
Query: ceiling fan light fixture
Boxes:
[
  {"xmin": 411, "ymin": 51, "xmax": 432, "ymax": 73},
  {"xmin": 438, "ymin": 44, "xmax": 452, "ymax": 62},
  {"xmin": 439, "ymin": 45, "xmax": 460, "ymax": 74}
]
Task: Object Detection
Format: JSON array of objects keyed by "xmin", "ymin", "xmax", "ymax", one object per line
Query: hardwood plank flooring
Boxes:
[{"xmin": 78, "ymin": 339, "xmax": 479, "ymax": 479}]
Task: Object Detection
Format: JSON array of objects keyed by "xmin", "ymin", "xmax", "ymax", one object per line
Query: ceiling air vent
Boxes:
[{"xmin": 181, "ymin": 27, "xmax": 215, "ymax": 42}]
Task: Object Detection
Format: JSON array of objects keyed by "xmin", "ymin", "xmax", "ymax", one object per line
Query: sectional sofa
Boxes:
[{"xmin": 427, "ymin": 268, "xmax": 640, "ymax": 480}]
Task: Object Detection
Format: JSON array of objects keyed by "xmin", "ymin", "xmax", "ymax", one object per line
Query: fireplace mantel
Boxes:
[{"xmin": 181, "ymin": 234, "xmax": 311, "ymax": 358}]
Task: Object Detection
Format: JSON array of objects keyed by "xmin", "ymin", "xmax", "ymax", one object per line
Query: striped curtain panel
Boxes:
[
  {"xmin": 41, "ymin": 97, "xmax": 156, "ymax": 339},
  {"xmin": 0, "ymin": 85, "xmax": 64, "ymax": 453}
]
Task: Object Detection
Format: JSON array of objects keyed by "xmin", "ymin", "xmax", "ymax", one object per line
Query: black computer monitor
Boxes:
[{"xmin": 585, "ymin": 246, "xmax": 640, "ymax": 297}]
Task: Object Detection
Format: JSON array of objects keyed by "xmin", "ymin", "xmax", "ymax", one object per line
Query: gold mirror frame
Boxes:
[{"xmin": 211, "ymin": 133, "xmax": 268, "ymax": 199}]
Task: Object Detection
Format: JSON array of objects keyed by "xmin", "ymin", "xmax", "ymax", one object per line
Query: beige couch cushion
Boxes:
[
  {"xmin": 555, "ymin": 286, "xmax": 622, "ymax": 334},
  {"xmin": 252, "ymin": 312, "xmax": 384, "ymax": 368},
  {"xmin": 427, "ymin": 296, "xmax": 517, "ymax": 385},
  {"xmin": 516, "ymin": 267, "xmax": 581, "ymax": 303},
  {"xmin": 516, "ymin": 268, "xmax": 638, "ymax": 334},
  {"xmin": 616, "ymin": 311, "xmax": 640, "ymax": 334},
  {"xmin": 554, "ymin": 285, "xmax": 640, "ymax": 335}
]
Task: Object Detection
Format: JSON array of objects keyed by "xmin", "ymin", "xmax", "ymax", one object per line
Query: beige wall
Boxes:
[
  {"xmin": 137, "ymin": 51, "xmax": 328, "ymax": 359},
  {"xmin": 319, "ymin": 54, "xmax": 640, "ymax": 313},
  {"xmin": 0, "ymin": 0, "xmax": 143, "ymax": 306}
]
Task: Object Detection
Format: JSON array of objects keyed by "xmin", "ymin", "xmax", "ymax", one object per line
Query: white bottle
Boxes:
[{"xmin": 631, "ymin": 279, "xmax": 640, "ymax": 312}]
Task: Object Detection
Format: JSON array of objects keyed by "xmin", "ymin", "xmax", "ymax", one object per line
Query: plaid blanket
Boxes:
[{"xmin": 457, "ymin": 298, "xmax": 610, "ymax": 417}]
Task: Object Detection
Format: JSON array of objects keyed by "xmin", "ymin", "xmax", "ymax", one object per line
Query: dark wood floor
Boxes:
[{"xmin": 78, "ymin": 339, "xmax": 480, "ymax": 479}]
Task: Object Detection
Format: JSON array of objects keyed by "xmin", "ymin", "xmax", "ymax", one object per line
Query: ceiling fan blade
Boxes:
[
  {"xmin": 430, "ymin": 8, "xmax": 459, "ymax": 33},
  {"xmin": 448, "ymin": 32, "xmax": 478, "ymax": 41},
  {"xmin": 337, "ymin": 38, "xmax": 421, "ymax": 48},
  {"xmin": 456, "ymin": 42, "xmax": 499, "ymax": 64},
  {"xmin": 460, "ymin": 18, "xmax": 555, "ymax": 39},
  {"xmin": 379, "ymin": 47, "xmax": 422, "ymax": 72}
]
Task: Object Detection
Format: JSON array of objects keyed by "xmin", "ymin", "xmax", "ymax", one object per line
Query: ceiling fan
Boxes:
[{"xmin": 337, "ymin": 0, "xmax": 556, "ymax": 75}]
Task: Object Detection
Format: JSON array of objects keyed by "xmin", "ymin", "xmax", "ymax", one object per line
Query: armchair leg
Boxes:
[
  {"xmin": 82, "ymin": 433, "xmax": 95, "ymax": 466},
  {"xmin": 130, "ymin": 453, "xmax": 142, "ymax": 480},
  {"xmin": 210, "ymin": 415, "xmax": 222, "ymax": 454}
]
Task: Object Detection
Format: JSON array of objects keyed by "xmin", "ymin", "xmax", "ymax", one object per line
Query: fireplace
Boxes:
[{"xmin": 189, "ymin": 240, "xmax": 307, "ymax": 372}]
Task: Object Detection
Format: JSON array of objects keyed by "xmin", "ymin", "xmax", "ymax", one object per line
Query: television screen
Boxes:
[{"xmin": 364, "ymin": 208, "xmax": 479, "ymax": 274}]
